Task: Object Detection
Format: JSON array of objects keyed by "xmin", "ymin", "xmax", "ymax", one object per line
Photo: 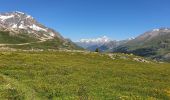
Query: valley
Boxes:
[
  {"xmin": 77, "ymin": 28, "xmax": 170, "ymax": 62},
  {"xmin": 0, "ymin": 11, "xmax": 170, "ymax": 99}
]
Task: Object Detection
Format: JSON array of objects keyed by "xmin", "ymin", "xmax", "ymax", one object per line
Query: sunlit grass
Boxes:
[{"xmin": 0, "ymin": 51, "xmax": 169, "ymax": 99}]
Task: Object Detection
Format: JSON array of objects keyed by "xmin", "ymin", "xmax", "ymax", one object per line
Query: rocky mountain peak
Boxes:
[
  {"xmin": 135, "ymin": 28, "xmax": 170, "ymax": 42},
  {"xmin": 0, "ymin": 11, "xmax": 63, "ymax": 40}
]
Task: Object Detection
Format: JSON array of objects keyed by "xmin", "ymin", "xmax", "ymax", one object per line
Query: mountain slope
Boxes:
[
  {"xmin": 0, "ymin": 11, "xmax": 61, "ymax": 40},
  {"xmin": 113, "ymin": 28, "xmax": 170, "ymax": 62},
  {"xmin": 0, "ymin": 11, "xmax": 81, "ymax": 50},
  {"xmin": 98, "ymin": 39, "xmax": 130, "ymax": 52}
]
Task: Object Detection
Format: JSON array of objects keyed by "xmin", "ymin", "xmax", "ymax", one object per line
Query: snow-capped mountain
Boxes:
[
  {"xmin": 0, "ymin": 11, "xmax": 63, "ymax": 40},
  {"xmin": 112, "ymin": 27, "xmax": 170, "ymax": 62},
  {"xmin": 76, "ymin": 36, "xmax": 111, "ymax": 48},
  {"xmin": 136, "ymin": 28, "xmax": 170, "ymax": 42},
  {"xmin": 0, "ymin": 11, "xmax": 82, "ymax": 50},
  {"xmin": 80, "ymin": 36, "xmax": 111, "ymax": 43},
  {"xmin": 75, "ymin": 36, "xmax": 132, "ymax": 51}
]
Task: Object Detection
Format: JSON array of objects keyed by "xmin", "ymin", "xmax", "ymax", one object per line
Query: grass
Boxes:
[
  {"xmin": 7, "ymin": 38, "xmax": 83, "ymax": 50},
  {"xmin": 0, "ymin": 51, "xmax": 169, "ymax": 99},
  {"xmin": 121, "ymin": 33, "xmax": 170, "ymax": 61},
  {"xmin": 0, "ymin": 31, "xmax": 38, "ymax": 44},
  {"xmin": 0, "ymin": 31, "xmax": 83, "ymax": 50}
]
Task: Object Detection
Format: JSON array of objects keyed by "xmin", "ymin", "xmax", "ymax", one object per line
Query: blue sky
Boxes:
[{"xmin": 0, "ymin": 0, "xmax": 170, "ymax": 41}]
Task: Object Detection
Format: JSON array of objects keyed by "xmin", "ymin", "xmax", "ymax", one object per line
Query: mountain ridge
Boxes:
[
  {"xmin": 0, "ymin": 11, "xmax": 82, "ymax": 50},
  {"xmin": 76, "ymin": 36, "xmax": 132, "ymax": 51},
  {"xmin": 0, "ymin": 11, "xmax": 63, "ymax": 40},
  {"xmin": 112, "ymin": 27, "xmax": 170, "ymax": 62}
]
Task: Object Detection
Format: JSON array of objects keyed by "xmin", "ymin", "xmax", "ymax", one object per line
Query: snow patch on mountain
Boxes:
[
  {"xmin": 80, "ymin": 36, "xmax": 111, "ymax": 43},
  {"xmin": 128, "ymin": 37, "xmax": 135, "ymax": 40},
  {"xmin": 0, "ymin": 15, "xmax": 14, "ymax": 21},
  {"xmin": 29, "ymin": 24, "xmax": 47, "ymax": 32},
  {"xmin": 0, "ymin": 11, "xmax": 64, "ymax": 40},
  {"xmin": 49, "ymin": 32, "xmax": 55, "ymax": 37},
  {"xmin": 76, "ymin": 36, "xmax": 111, "ymax": 49},
  {"xmin": 15, "ymin": 11, "xmax": 25, "ymax": 15},
  {"xmin": 12, "ymin": 24, "xmax": 17, "ymax": 29},
  {"xmin": 18, "ymin": 21, "xmax": 26, "ymax": 29},
  {"xmin": 26, "ymin": 15, "xmax": 32, "ymax": 19},
  {"xmin": 19, "ymin": 24, "xmax": 26, "ymax": 29},
  {"xmin": 152, "ymin": 29, "xmax": 160, "ymax": 32}
]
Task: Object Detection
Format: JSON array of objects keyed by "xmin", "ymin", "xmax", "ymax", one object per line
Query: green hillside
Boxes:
[
  {"xmin": 0, "ymin": 31, "xmax": 82, "ymax": 50},
  {"xmin": 113, "ymin": 31, "xmax": 170, "ymax": 62},
  {"xmin": 0, "ymin": 31, "xmax": 38, "ymax": 44},
  {"xmin": 7, "ymin": 38, "xmax": 82, "ymax": 50},
  {"xmin": 0, "ymin": 51, "xmax": 169, "ymax": 99}
]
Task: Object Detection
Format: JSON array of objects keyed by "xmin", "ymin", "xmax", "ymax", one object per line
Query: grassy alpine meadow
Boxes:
[{"xmin": 0, "ymin": 51, "xmax": 169, "ymax": 100}]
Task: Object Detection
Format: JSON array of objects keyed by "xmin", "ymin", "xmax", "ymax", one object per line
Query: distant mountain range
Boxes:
[
  {"xmin": 76, "ymin": 36, "xmax": 133, "ymax": 51},
  {"xmin": 76, "ymin": 28, "xmax": 170, "ymax": 62},
  {"xmin": 76, "ymin": 36, "xmax": 111, "ymax": 49},
  {"xmin": 0, "ymin": 11, "xmax": 169, "ymax": 61},
  {"xmin": 0, "ymin": 11, "xmax": 81, "ymax": 50}
]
